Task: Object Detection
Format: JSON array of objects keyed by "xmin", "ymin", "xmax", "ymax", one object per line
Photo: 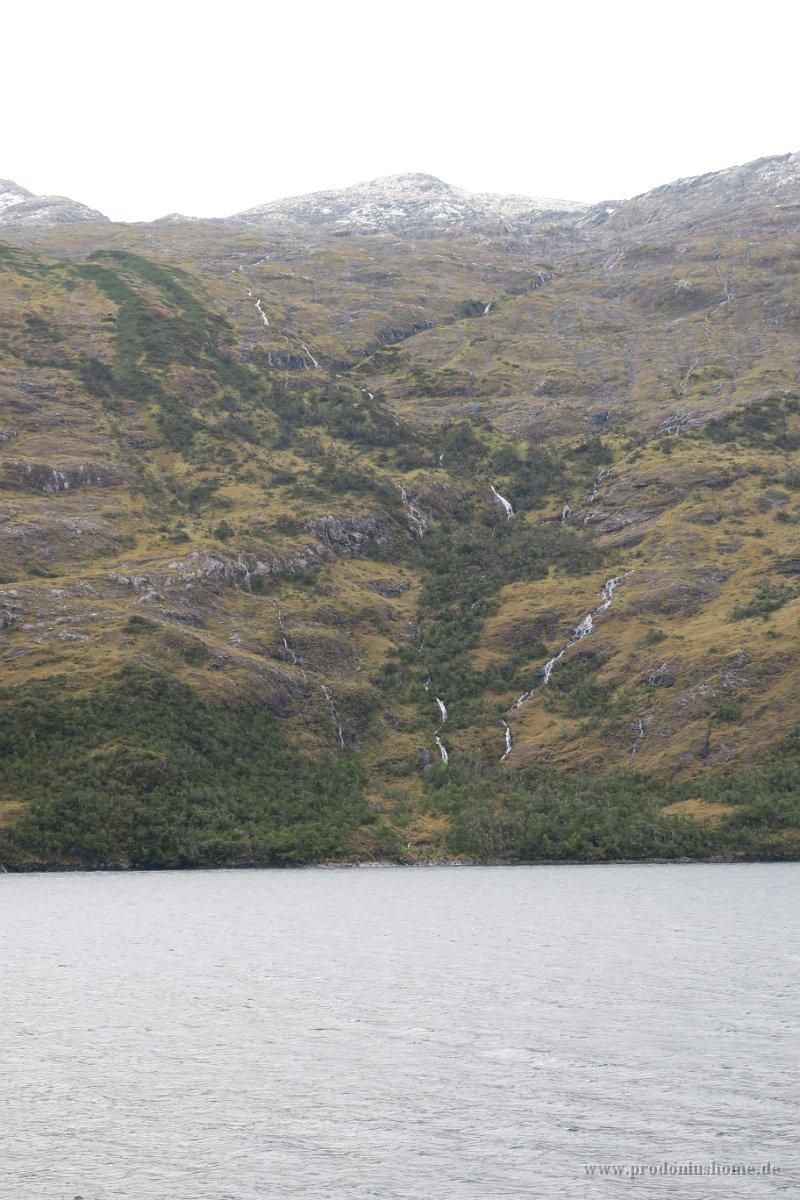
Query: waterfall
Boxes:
[
  {"xmin": 500, "ymin": 720, "xmax": 512, "ymax": 761},
  {"xmin": 648, "ymin": 662, "xmax": 669, "ymax": 686},
  {"xmin": 435, "ymin": 736, "xmax": 449, "ymax": 764},
  {"xmin": 491, "ymin": 485, "xmax": 514, "ymax": 519},
  {"xmin": 399, "ymin": 486, "xmax": 428, "ymax": 538},
  {"xmin": 631, "ymin": 717, "xmax": 646, "ymax": 756},
  {"xmin": 270, "ymin": 601, "xmax": 305, "ymax": 676},
  {"xmin": 320, "ymin": 685, "xmax": 345, "ymax": 750},
  {"xmin": 435, "ymin": 697, "xmax": 448, "ymax": 724},
  {"xmin": 588, "ymin": 467, "xmax": 613, "ymax": 504},
  {"xmin": 561, "ymin": 504, "xmax": 571, "ymax": 523},
  {"xmin": 510, "ymin": 573, "xmax": 630, "ymax": 710}
]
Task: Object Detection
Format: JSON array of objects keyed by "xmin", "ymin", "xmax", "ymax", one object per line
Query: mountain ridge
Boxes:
[
  {"xmin": 0, "ymin": 179, "xmax": 108, "ymax": 227},
  {"xmin": 0, "ymin": 150, "xmax": 799, "ymax": 868},
  {"xmin": 3, "ymin": 147, "xmax": 799, "ymax": 233}
]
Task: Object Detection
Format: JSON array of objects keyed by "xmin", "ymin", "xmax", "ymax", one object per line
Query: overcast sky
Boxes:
[{"xmin": 5, "ymin": 0, "xmax": 799, "ymax": 222}]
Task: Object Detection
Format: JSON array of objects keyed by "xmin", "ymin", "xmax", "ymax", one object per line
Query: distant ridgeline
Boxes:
[{"xmin": 1, "ymin": 154, "xmax": 799, "ymax": 866}]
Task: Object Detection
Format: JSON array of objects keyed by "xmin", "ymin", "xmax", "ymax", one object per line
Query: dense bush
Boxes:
[{"xmin": 0, "ymin": 667, "xmax": 369, "ymax": 869}]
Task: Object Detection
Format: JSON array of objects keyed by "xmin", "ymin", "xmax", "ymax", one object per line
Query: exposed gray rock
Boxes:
[
  {"xmin": 1, "ymin": 461, "xmax": 126, "ymax": 494},
  {"xmin": 158, "ymin": 609, "xmax": 207, "ymax": 627},
  {"xmin": 231, "ymin": 174, "xmax": 586, "ymax": 237},
  {"xmin": 646, "ymin": 661, "xmax": 677, "ymax": 688},
  {"xmin": 0, "ymin": 179, "xmax": 108, "ymax": 227},
  {"xmin": 107, "ymin": 542, "xmax": 330, "ymax": 597},
  {"xmin": 307, "ymin": 511, "xmax": 393, "ymax": 555},
  {"xmin": 367, "ymin": 578, "xmax": 411, "ymax": 597}
]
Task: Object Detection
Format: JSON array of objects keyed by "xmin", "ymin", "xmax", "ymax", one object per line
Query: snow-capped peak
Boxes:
[
  {"xmin": 0, "ymin": 180, "xmax": 33, "ymax": 213},
  {"xmin": 0, "ymin": 180, "xmax": 108, "ymax": 227},
  {"xmin": 230, "ymin": 173, "xmax": 587, "ymax": 234}
]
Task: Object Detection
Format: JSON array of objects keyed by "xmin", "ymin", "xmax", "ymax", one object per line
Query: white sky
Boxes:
[{"xmin": 5, "ymin": 0, "xmax": 799, "ymax": 222}]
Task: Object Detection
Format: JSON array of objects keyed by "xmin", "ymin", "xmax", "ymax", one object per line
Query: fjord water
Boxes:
[{"xmin": 2, "ymin": 865, "xmax": 797, "ymax": 1199}]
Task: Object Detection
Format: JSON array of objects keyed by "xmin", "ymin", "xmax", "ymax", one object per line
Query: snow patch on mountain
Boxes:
[
  {"xmin": 0, "ymin": 181, "xmax": 33, "ymax": 213},
  {"xmin": 0, "ymin": 180, "xmax": 108, "ymax": 227},
  {"xmin": 580, "ymin": 150, "xmax": 800, "ymax": 237},
  {"xmin": 231, "ymin": 173, "xmax": 587, "ymax": 234}
]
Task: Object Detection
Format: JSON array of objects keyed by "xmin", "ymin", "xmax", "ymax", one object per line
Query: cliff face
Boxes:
[{"xmin": 0, "ymin": 155, "xmax": 799, "ymax": 867}]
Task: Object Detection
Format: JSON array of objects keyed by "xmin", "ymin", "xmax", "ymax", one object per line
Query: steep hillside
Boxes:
[{"xmin": 1, "ymin": 156, "xmax": 799, "ymax": 869}]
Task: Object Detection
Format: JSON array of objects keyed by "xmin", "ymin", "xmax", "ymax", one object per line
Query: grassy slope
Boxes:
[{"xmin": 0, "ymin": 217, "xmax": 798, "ymax": 867}]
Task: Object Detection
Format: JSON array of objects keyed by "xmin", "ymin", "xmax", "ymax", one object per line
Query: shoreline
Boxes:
[{"xmin": 2, "ymin": 854, "xmax": 798, "ymax": 875}]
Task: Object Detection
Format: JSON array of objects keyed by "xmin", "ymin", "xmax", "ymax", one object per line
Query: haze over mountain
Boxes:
[
  {"xmin": 4, "ymin": 148, "xmax": 799, "ymax": 235},
  {"xmin": 1, "ymin": 150, "xmax": 799, "ymax": 869},
  {"xmin": 0, "ymin": 179, "xmax": 108, "ymax": 227}
]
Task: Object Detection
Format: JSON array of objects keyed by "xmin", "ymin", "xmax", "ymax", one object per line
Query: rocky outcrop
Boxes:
[
  {"xmin": 1, "ymin": 461, "xmax": 126, "ymax": 494},
  {"xmin": 307, "ymin": 511, "xmax": 393, "ymax": 555},
  {"xmin": 0, "ymin": 515, "xmax": 127, "ymax": 571},
  {"xmin": 107, "ymin": 543, "xmax": 331, "ymax": 597},
  {"xmin": 413, "ymin": 480, "xmax": 470, "ymax": 521},
  {"xmin": 367, "ymin": 578, "xmax": 411, "ymax": 598}
]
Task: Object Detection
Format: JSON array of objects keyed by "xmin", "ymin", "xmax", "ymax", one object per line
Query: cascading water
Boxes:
[
  {"xmin": 491, "ymin": 485, "xmax": 514, "ymax": 519},
  {"xmin": 270, "ymin": 601, "xmax": 306, "ymax": 676},
  {"xmin": 427, "ymin": 691, "xmax": 449, "ymax": 764},
  {"xmin": 500, "ymin": 720, "xmax": 512, "ymax": 761},
  {"xmin": 588, "ymin": 467, "xmax": 614, "ymax": 504},
  {"xmin": 399, "ymin": 486, "xmax": 428, "ymax": 538},
  {"xmin": 510, "ymin": 574, "xmax": 629, "ymax": 710},
  {"xmin": 631, "ymin": 716, "xmax": 646, "ymax": 756},
  {"xmin": 320, "ymin": 685, "xmax": 345, "ymax": 751}
]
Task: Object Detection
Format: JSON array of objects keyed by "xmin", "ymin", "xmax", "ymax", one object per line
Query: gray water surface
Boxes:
[{"xmin": 1, "ymin": 864, "xmax": 797, "ymax": 1198}]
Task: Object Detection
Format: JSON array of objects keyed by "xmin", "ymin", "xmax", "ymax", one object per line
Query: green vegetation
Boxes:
[
  {"xmin": 2, "ymin": 197, "xmax": 800, "ymax": 868},
  {"xmin": 705, "ymin": 396, "xmax": 800, "ymax": 449},
  {"xmin": 543, "ymin": 653, "xmax": 632, "ymax": 720},
  {"xmin": 0, "ymin": 668, "xmax": 369, "ymax": 869},
  {"xmin": 419, "ymin": 733, "xmax": 800, "ymax": 862},
  {"xmin": 731, "ymin": 584, "xmax": 796, "ymax": 621},
  {"xmin": 641, "ymin": 628, "xmax": 669, "ymax": 646}
]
